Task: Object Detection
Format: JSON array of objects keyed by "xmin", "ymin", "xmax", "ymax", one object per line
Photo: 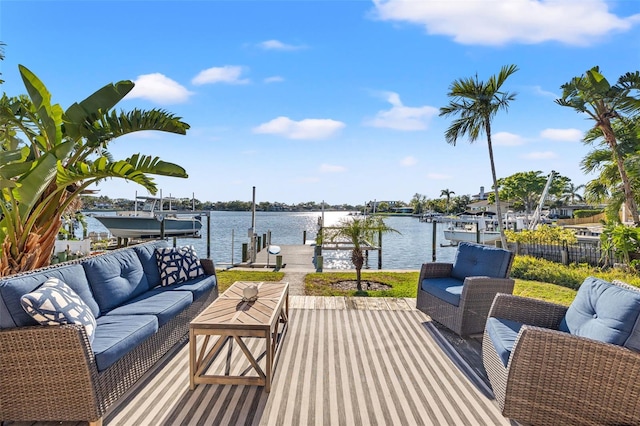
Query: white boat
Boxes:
[
  {"xmin": 443, "ymin": 171, "xmax": 557, "ymax": 245},
  {"xmin": 92, "ymin": 196, "xmax": 202, "ymax": 239},
  {"xmin": 442, "ymin": 215, "xmax": 502, "ymax": 245},
  {"xmin": 442, "ymin": 212, "xmax": 539, "ymax": 245}
]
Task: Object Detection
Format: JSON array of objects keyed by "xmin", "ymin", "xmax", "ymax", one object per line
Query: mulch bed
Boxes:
[{"xmin": 330, "ymin": 280, "xmax": 392, "ymax": 291}]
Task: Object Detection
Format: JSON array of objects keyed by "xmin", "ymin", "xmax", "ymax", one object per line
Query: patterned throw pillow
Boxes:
[
  {"xmin": 20, "ymin": 278, "xmax": 97, "ymax": 344},
  {"xmin": 155, "ymin": 246, "xmax": 205, "ymax": 287}
]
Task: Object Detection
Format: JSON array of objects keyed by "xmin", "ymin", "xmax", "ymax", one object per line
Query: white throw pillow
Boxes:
[{"xmin": 20, "ymin": 278, "xmax": 97, "ymax": 344}]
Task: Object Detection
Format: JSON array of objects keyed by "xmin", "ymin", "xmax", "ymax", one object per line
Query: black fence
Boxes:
[{"xmin": 507, "ymin": 238, "xmax": 619, "ymax": 267}]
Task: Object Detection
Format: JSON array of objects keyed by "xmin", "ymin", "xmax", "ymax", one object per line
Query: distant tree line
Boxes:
[{"xmin": 80, "ymin": 196, "xmax": 362, "ymax": 212}]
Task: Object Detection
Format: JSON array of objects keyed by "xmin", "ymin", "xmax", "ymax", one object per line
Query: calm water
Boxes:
[{"xmin": 84, "ymin": 211, "xmax": 458, "ymax": 270}]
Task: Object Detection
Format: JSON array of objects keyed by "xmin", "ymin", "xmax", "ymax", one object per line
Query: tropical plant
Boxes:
[
  {"xmin": 561, "ymin": 182, "xmax": 585, "ymax": 205},
  {"xmin": 409, "ymin": 193, "xmax": 426, "ymax": 214},
  {"xmin": 581, "ymin": 118, "xmax": 640, "ymax": 222},
  {"xmin": 600, "ymin": 223, "xmax": 640, "ymax": 267},
  {"xmin": 440, "ymin": 188, "xmax": 455, "ymax": 213},
  {"xmin": 0, "ymin": 65, "xmax": 190, "ymax": 276},
  {"xmin": 505, "ymin": 225, "xmax": 578, "ymax": 245},
  {"xmin": 556, "ymin": 66, "xmax": 640, "ymax": 224},
  {"xmin": 0, "ymin": 41, "xmax": 5, "ymax": 84},
  {"xmin": 324, "ymin": 216, "xmax": 399, "ymax": 291},
  {"xmin": 495, "ymin": 171, "xmax": 569, "ymax": 213},
  {"xmin": 439, "ymin": 64, "xmax": 519, "ymax": 248}
]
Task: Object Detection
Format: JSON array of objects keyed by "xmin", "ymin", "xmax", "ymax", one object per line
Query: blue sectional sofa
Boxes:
[{"xmin": 0, "ymin": 240, "xmax": 218, "ymax": 425}]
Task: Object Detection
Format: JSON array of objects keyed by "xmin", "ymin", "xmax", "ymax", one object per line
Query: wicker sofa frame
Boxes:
[
  {"xmin": 0, "ymin": 247, "xmax": 218, "ymax": 426},
  {"xmin": 483, "ymin": 292, "xmax": 640, "ymax": 426},
  {"xmin": 416, "ymin": 253, "xmax": 515, "ymax": 336}
]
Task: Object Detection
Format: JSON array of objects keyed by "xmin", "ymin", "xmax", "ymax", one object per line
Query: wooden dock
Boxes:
[{"xmin": 240, "ymin": 244, "xmax": 317, "ymax": 271}]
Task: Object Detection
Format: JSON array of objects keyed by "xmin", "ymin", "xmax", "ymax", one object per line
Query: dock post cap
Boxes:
[{"xmin": 268, "ymin": 245, "xmax": 281, "ymax": 255}]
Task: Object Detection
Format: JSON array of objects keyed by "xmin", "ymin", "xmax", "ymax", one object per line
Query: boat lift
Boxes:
[{"xmin": 528, "ymin": 170, "xmax": 556, "ymax": 230}]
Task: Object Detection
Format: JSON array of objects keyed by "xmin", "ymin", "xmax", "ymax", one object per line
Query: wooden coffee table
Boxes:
[{"xmin": 189, "ymin": 281, "xmax": 289, "ymax": 392}]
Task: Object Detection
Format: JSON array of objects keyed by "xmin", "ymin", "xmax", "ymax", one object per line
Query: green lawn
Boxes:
[
  {"xmin": 304, "ymin": 271, "xmax": 577, "ymax": 306},
  {"xmin": 215, "ymin": 270, "xmax": 285, "ymax": 293},
  {"xmin": 215, "ymin": 269, "xmax": 578, "ymax": 306}
]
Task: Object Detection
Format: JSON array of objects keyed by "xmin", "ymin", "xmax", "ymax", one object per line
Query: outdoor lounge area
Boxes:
[
  {"xmin": 3, "ymin": 296, "xmax": 509, "ymax": 426},
  {"xmin": 3, "ymin": 242, "xmax": 640, "ymax": 425}
]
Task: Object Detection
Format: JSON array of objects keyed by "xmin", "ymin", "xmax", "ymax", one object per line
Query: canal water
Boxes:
[{"xmin": 84, "ymin": 211, "xmax": 458, "ymax": 270}]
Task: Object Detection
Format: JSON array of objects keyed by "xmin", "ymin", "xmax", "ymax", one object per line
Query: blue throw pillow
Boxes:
[
  {"xmin": 559, "ymin": 276, "xmax": 640, "ymax": 347},
  {"xmin": 451, "ymin": 242, "xmax": 512, "ymax": 281},
  {"xmin": 20, "ymin": 278, "xmax": 97, "ymax": 344},
  {"xmin": 155, "ymin": 246, "xmax": 205, "ymax": 287}
]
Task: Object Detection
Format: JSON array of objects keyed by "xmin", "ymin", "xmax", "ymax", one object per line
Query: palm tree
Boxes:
[
  {"xmin": 410, "ymin": 193, "xmax": 425, "ymax": 214},
  {"xmin": 439, "ymin": 64, "xmax": 519, "ymax": 248},
  {"xmin": 326, "ymin": 216, "xmax": 399, "ymax": 291},
  {"xmin": 580, "ymin": 119, "xmax": 640, "ymax": 222},
  {"xmin": 0, "ymin": 41, "xmax": 5, "ymax": 84},
  {"xmin": 0, "ymin": 65, "xmax": 190, "ymax": 276},
  {"xmin": 561, "ymin": 182, "xmax": 585, "ymax": 205},
  {"xmin": 556, "ymin": 66, "xmax": 640, "ymax": 224},
  {"xmin": 440, "ymin": 189, "xmax": 455, "ymax": 214}
]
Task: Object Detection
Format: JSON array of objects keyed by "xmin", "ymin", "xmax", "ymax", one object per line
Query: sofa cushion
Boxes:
[
  {"xmin": 105, "ymin": 288, "xmax": 193, "ymax": 327},
  {"xmin": 156, "ymin": 246, "xmax": 205, "ymax": 287},
  {"xmin": 451, "ymin": 242, "xmax": 512, "ymax": 281},
  {"xmin": 132, "ymin": 240, "xmax": 170, "ymax": 288},
  {"xmin": 169, "ymin": 274, "xmax": 217, "ymax": 300},
  {"xmin": 486, "ymin": 317, "xmax": 523, "ymax": 367},
  {"xmin": 82, "ymin": 249, "xmax": 150, "ymax": 312},
  {"xmin": 20, "ymin": 278, "xmax": 97, "ymax": 344},
  {"xmin": 421, "ymin": 277, "xmax": 464, "ymax": 307},
  {"xmin": 0, "ymin": 263, "xmax": 99, "ymax": 329},
  {"xmin": 92, "ymin": 314, "xmax": 158, "ymax": 372},
  {"xmin": 559, "ymin": 276, "xmax": 640, "ymax": 347}
]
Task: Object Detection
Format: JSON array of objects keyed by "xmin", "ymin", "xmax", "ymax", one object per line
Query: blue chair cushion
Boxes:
[
  {"xmin": 168, "ymin": 275, "xmax": 217, "ymax": 300},
  {"xmin": 20, "ymin": 278, "xmax": 97, "ymax": 344},
  {"xmin": 132, "ymin": 240, "xmax": 170, "ymax": 288},
  {"xmin": 451, "ymin": 242, "xmax": 512, "ymax": 281},
  {"xmin": 92, "ymin": 314, "xmax": 158, "ymax": 372},
  {"xmin": 559, "ymin": 276, "xmax": 640, "ymax": 347},
  {"xmin": 0, "ymin": 263, "xmax": 100, "ymax": 328},
  {"xmin": 82, "ymin": 250, "xmax": 151, "ymax": 312},
  {"xmin": 105, "ymin": 288, "xmax": 193, "ymax": 327},
  {"xmin": 421, "ymin": 277, "xmax": 464, "ymax": 307},
  {"xmin": 486, "ymin": 317, "xmax": 523, "ymax": 367}
]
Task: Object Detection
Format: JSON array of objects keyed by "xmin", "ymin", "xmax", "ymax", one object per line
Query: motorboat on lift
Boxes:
[
  {"xmin": 92, "ymin": 196, "xmax": 202, "ymax": 239},
  {"xmin": 442, "ymin": 171, "xmax": 556, "ymax": 245}
]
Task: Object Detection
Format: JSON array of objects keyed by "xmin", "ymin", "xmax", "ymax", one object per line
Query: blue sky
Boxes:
[{"xmin": 2, "ymin": 0, "xmax": 640, "ymax": 205}]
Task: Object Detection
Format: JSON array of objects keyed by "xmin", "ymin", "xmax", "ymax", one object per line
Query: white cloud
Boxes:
[
  {"xmin": 192, "ymin": 66, "xmax": 250, "ymax": 85},
  {"xmin": 493, "ymin": 132, "xmax": 525, "ymax": 146},
  {"xmin": 264, "ymin": 76, "xmax": 285, "ymax": 83},
  {"xmin": 530, "ymin": 85, "xmax": 558, "ymax": 98},
  {"xmin": 320, "ymin": 164, "xmax": 346, "ymax": 173},
  {"xmin": 372, "ymin": 0, "xmax": 640, "ymax": 46},
  {"xmin": 126, "ymin": 73, "xmax": 193, "ymax": 104},
  {"xmin": 253, "ymin": 116, "xmax": 346, "ymax": 140},
  {"xmin": 522, "ymin": 151, "xmax": 557, "ymax": 160},
  {"xmin": 400, "ymin": 156, "xmax": 417, "ymax": 166},
  {"xmin": 364, "ymin": 91, "xmax": 438, "ymax": 131},
  {"xmin": 540, "ymin": 128, "xmax": 583, "ymax": 142},
  {"xmin": 259, "ymin": 39, "xmax": 306, "ymax": 51},
  {"xmin": 427, "ymin": 172, "xmax": 450, "ymax": 180}
]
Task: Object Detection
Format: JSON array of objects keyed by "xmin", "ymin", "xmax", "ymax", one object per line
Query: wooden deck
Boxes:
[
  {"xmin": 5, "ymin": 297, "xmax": 501, "ymax": 426},
  {"xmin": 240, "ymin": 244, "xmax": 316, "ymax": 271}
]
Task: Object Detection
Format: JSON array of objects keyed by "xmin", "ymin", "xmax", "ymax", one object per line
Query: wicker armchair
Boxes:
[
  {"xmin": 416, "ymin": 242, "xmax": 514, "ymax": 336},
  {"xmin": 483, "ymin": 290, "xmax": 640, "ymax": 426}
]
